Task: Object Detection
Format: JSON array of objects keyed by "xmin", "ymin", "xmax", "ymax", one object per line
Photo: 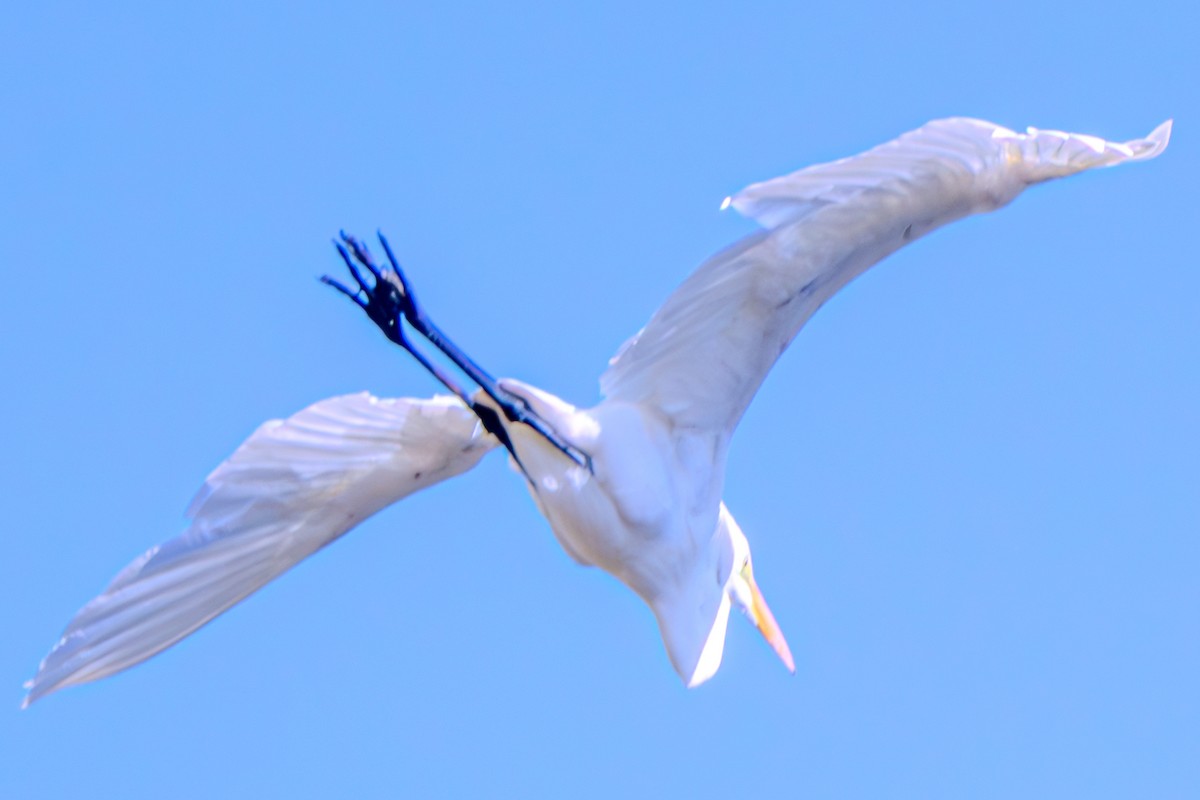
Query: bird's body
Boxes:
[
  {"xmin": 492, "ymin": 380, "xmax": 744, "ymax": 682},
  {"xmin": 25, "ymin": 117, "xmax": 1170, "ymax": 706}
]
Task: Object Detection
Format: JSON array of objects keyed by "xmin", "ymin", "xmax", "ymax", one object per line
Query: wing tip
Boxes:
[
  {"xmin": 20, "ymin": 675, "xmax": 51, "ymax": 710},
  {"xmin": 1136, "ymin": 119, "xmax": 1173, "ymax": 160}
]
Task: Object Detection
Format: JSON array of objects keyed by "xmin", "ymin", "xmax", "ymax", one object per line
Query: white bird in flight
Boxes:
[{"xmin": 24, "ymin": 117, "xmax": 1171, "ymax": 706}]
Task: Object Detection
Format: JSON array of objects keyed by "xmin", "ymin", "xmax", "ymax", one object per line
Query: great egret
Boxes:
[{"xmin": 24, "ymin": 117, "xmax": 1171, "ymax": 706}]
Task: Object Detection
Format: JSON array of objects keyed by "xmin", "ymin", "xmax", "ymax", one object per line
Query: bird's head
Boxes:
[{"xmin": 656, "ymin": 505, "xmax": 794, "ymax": 688}]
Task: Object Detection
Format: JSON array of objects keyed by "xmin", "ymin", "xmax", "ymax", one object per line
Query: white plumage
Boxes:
[{"xmin": 25, "ymin": 117, "xmax": 1170, "ymax": 706}]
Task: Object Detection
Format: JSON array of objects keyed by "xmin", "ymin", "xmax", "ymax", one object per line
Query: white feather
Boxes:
[
  {"xmin": 601, "ymin": 118, "xmax": 1172, "ymax": 437},
  {"xmin": 23, "ymin": 392, "xmax": 495, "ymax": 706}
]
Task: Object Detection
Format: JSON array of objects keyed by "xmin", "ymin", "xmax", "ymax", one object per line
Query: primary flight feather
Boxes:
[{"xmin": 25, "ymin": 117, "xmax": 1170, "ymax": 706}]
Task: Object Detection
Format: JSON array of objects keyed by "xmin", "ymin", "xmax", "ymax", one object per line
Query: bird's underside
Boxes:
[{"xmin": 24, "ymin": 116, "xmax": 1170, "ymax": 706}]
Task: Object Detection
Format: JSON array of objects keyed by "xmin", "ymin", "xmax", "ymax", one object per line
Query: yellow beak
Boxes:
[{"xmin": 743, "ymin": 563, "xmax": 795, "ymax": 674}]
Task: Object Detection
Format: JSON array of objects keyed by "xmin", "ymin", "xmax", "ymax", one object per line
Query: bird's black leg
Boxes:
[
  {"xmin": 322, "ymin": 240, "xmax": 527, "ymax": 470},
  {"xmin": 367, "ymin": 234, "xmax": 593, "ymax": 473},
  {"xmin": 322, "ymin": 232, "xmax": 593, "ymax": 473}
]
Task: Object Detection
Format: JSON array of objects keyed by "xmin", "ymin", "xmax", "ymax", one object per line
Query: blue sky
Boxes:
[{"xmin": 2, "ymin": 2, "xmax": 1195, "ymax": 797}]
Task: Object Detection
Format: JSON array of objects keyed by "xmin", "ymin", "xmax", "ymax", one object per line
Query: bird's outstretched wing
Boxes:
[
  {"xmin": 24, "ymin": 392, "xmax": 496, "ymax": 706},
  {"xmin": 600, "ymin": 117, "xmax": 1171, "ymax": 437}
]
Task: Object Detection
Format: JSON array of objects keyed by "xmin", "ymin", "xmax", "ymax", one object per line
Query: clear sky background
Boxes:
[{"xmin": 2, "ymin": 2, "xmax": 1195, "ymax": 797}]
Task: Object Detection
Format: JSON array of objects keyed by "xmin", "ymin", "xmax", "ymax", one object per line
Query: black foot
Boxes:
[{"xmin": 321, "ymin": 231, "xmax": 416, "ymax": 348}]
